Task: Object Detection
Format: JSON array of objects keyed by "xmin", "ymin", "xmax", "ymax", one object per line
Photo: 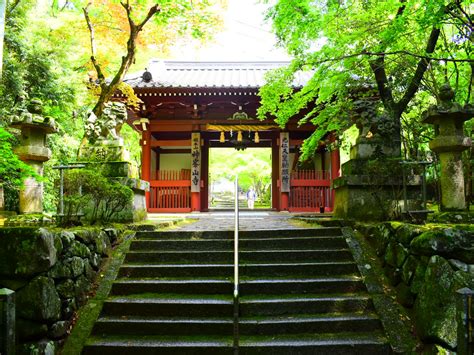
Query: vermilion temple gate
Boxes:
[{"xmin": 122, "ymin": 61, "xmax": 340, "ymax": 213}]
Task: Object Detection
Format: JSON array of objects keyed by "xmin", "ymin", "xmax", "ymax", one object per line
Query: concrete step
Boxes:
[
  {"xmin": 110, "ymin": 276, "xmax": 365, "ymax": 296},
  {"xmin": 124, "ymin": 249, "xmax": 353, "ymax": 264},
  {"xmin": 134, "ymin": 227, "xmax": 343, "ymax": 240},
  {"xmin": 117, "ymin": 261, "xmax": 359, "ymax": 278},
  {"xmin": 129, "ymin": 236, "xmax": 347, "ymax": 251}
]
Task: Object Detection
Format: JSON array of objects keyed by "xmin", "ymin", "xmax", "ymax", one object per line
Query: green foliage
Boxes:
[
  {"xmin": 0, "ymin": 127, "xmax": 37, "ymax": 187},
  {"xmin": 61, "ymin": 169, "xmax": 133, "ymax": 226},
  {"xmin": 259, "ymin": 0, "xmax": 473, "ymax": 160},
  {"xmin": 209, "ymin": 148, "xmax": 272, "ymax": 204}
]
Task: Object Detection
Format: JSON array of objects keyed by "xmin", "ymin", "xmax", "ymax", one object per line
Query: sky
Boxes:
[{"xmin": 170, "ymin": 0, "xmax": 290, "ymax": 61}]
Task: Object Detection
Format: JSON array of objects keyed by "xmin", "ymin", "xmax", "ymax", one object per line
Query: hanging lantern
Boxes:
[
  {"xmin": 220, "ymin": 131, "xmax": 225, "ymax": 143},
  {"xmin": 254, "ymin": 131, "xmax": 260, "ymax": 143},
  {"xmin": 237, "ymin": 131, "xmax": 243, "ymax": 142}
]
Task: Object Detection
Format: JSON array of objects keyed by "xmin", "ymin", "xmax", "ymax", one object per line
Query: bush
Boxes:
[{"xmin": 61, "ymin": 168, "xmax": 133, "ymax": 226}]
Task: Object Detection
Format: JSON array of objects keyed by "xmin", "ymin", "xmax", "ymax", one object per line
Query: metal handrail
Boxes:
[{"xmin": 233, "ymin": 176, "xmax": 239, "ymax": 354}]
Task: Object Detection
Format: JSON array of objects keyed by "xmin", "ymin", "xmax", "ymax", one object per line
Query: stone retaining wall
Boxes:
[
  {"xmin": 356, "ymin": 221, "xmax": 474, "ymax": 351},
  {"xmin": 0, "ymin": 226, "xmax": 125, "ymax": 354}
]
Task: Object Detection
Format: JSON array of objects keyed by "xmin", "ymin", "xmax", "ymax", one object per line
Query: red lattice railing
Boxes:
[
  {"xmin": 149, "ymin": 170, "xmax": 191, "ymax": 212},
  {"xmin": 289, "ymin": 170, "xmax": 332, "ymax": 212}
]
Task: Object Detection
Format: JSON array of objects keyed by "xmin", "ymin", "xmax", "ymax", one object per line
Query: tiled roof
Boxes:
[{"xmin": 124, "ymin": 60, "xmax": 312, "ymax": 89}]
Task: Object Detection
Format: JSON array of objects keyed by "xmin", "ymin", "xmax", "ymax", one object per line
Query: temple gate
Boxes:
[{"xmin": 121, "ymin": 61, "xmax": 340, "ymax": 213}]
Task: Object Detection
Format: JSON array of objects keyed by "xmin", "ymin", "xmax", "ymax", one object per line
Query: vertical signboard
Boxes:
[
  {"xmin": 191, "ymin": 132, "xmax": 201, "ymax": 193},
  {"xmin": 280, "ymin": 132, "xmax": 290, "ymax": 193}
]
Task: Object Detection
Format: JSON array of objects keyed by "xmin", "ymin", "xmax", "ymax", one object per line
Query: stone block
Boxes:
[
  {"xmin": 395, "ymin": 282, "xmax": 415, "ymax": 308},
  {"xmin": 395, "ymin": 224, "xmax": 426, "ymax": 247},
  {"xmin": 48, "ymin": 320, "xmax": 70, "ymax": 339},
  {"xmin": 16, "ymin": 276, "xmax": 61, "ymax": 322},
  {"xmin": 61, "ymin": 298, "xmax": 76, "ymax": 319},
  {"xmin": 56, "ymin": 279, "xmax": 75, "ymax": 299},
  {"xmin": 410, "ymin": 227, "xmax": 474, "ymax": 263},
  {"xmin": 385, "ymin": 242, "xmax": 408, "ymax": 268},
  {"xmin": 414, "ymin": 255, "xmax": 474, "ymax": 349},
  {"xmin": 0, "ymin": 228, "xmax": 57, "ymax": 278},
  {"xmin": 95, "ymin": 231, "xmax": 111, "ymax": 256},
  {"xmin": 18, "ymin": 340, "xmax": 56, "ymax": 355},
  {"xmin": 68, "ymin": 240, "xmax": 91, "ymax": 258},
  {"xmin": 70, "ymin": 257, "xmax": 85, "ymax": 278},
  {"xmin": 17, "ymin": 318, "xmax": 48, "ymax": 341}
]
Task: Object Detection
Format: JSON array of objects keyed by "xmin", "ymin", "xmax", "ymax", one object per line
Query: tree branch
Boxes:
[
  {"xmin": 6, "ymin": 0, "xmax": 22, "ymax": 18},
  {"xmin": 396, "ymin": 25, "xmax": 441, "ymax": 115},
  {"xmin": 368, "ymin": 55, "xmax": 395, "ymax": 112},
  {"xmin": 82, "ymin": 3, "xmax": 105, "ymax": 83},
  {"xmin": 89, "ymin": 1, "xmax": 160, "ymax": 117}
]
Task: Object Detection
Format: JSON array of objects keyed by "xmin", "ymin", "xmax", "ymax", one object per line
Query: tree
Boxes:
[
  {"xmin": 80, "ymin": 0, "xmax": 223, "ymax": 119},
  {"xmin": 258, "ymin": 0, "xmax": 473, "ymax": 160}
]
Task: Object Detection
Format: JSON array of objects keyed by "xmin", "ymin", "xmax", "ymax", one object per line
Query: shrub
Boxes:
[{"xmin": 61, "ymin": 168, "xmax": 133, "ymax": 226}]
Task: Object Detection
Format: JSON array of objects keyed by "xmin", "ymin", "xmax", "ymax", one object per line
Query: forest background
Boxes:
[{"xmin": 0, "ymin": 0, "xmax": 473, "ymax": 213}]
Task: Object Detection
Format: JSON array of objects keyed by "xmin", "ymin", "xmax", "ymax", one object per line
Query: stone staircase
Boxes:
[{"xmin": 83, "ymin": 228, "xmax": 391, "ymax": 354}]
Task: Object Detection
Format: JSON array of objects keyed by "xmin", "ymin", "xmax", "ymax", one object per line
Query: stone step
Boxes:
[
  {"xmin": 134, "ymin": 227, "xmax": 342, "ymax": 240},
  {"xmin": 239, "ymin": 333, "xmax": 391, "ymax": 354},
  {"xmin": 124, "ymin": 249, "xmax": 353, "ymax": 264},
  {"xmin": 92, "ymin": 313, "xmax": 382, "ymax": 337},
  {"xmin": 83, "ymin": 336, "xmax": 233, "ymax": 355},
  {"xmin": 239, "ymin": 294, "xmax": 375, "ymax": 316},
  {"xmin": 110, "ymin": 277, "xmax": 365, "ymax": 296},
  {"xmin": 129, "ymin": 236, "xmax": 347, "ymax": 251},
  {"xmin": 117, "ymin": 261, "xmax": 359, "ymax": 278},
  {"xmin": 110, "ymin": 278, "xmax": 233, "ymax": 295},
  {"xmin": 100, "ymin": 293, "xmax": 372, "ymax": 318},
  {"xmin": 83, "ymin": 333, "xmax": 390, "ymax": 355},
  {"xmin": 101, "ymin": 296, "xmax": 233, "ymax": 317}
]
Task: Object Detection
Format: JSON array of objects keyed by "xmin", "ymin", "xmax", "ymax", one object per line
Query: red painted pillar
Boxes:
[
  {"xmin": 272, "ymin": 137, "xmax": 280, "ymax": 210},
  {"xmin": 141, "ymin": 130, "xmax": 151, "ymax": 209},
  {"xmin": 191, "ymin": 132, "xmax": 201, "ymax": 212},
  {"xmin": 201, "ymin": 138, "xmax": 209, "ymax": 212},
  {"xmin": 329, "ymin": 135, "xmax": 341, "ymax": 212}
]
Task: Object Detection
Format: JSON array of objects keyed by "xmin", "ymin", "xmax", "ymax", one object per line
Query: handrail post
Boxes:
[{"xmin": 233, "ymin": 176, "xmax": 239, "ymax": 354}]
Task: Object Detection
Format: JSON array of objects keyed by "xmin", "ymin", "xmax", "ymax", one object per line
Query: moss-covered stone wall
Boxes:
[
  {"xmin": 0, "ymin": 226, "xmax": 126, "ymax": 354},
  {"xmin": 356, "ymin": 221, "xmax": 474, "ymax": 351}
]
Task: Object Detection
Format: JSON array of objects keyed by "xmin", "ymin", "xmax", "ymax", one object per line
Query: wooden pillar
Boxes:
[
  {"xmin": 272, "ymin": 137, "xmax": 280, "ymax": 210},
  {"xmin": 280, "ymin": 132, "xmax": 290, "ymax": 211},
  {"xmin": 201, "ymin": 138, "xmax": 209, "ymax": 212},
  {"xmin": 141, "ymin": 130, "xmax": 151, "ymax": 209},
  {"xmin": 191, "ymin": 132, "xmax": 201, "ymax": 212}
]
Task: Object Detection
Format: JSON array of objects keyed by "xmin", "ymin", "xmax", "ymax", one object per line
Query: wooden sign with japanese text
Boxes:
[
  {"xmin": 191, "ymin": 132, "xmax": 201, "ymax": 192},
  {"xmin": 280, "ymin": 132, "xmax": 290, "ymax": 193}
]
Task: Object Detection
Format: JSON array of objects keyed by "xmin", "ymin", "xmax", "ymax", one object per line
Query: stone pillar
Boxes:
[
  {"xmin": 191, "ymin": 132, "xmax": 201, "ymax": 212},
  {"xmin": 422, "ymin": 83, "xmax": 473, "ymax": 211},
  {"xmin": 0, "ymin": 288, "xmax": 15, "ymax": 355},
  {"xmin": 280, "ymin": 132, "xmax": 290, "ymax": 211},
  {"xmin": 10, "ymin": 99, "xmax": 57, "ymax": 214},
  {"xmin": 456, "ymin": 288, "xmax": 474, "ymax": 355}
]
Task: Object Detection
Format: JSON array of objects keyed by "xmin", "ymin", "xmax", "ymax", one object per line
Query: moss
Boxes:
[{"xmin": 60, "ymin": 232, "xmax": 134, "ymax": 354}]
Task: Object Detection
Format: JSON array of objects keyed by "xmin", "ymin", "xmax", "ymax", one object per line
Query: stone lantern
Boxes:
[
  {"xmin": 422, "ymin": 83, "xmax": 473, "ymax": 211},
  {"xmin": 10, "ymin": 99, "xmax": 57, "ymax": 214}
]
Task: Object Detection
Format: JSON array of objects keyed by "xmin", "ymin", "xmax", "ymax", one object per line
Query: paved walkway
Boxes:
[{"xmin": 147, "ymin": 211, "xmax": 322, "ymax": 231}]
